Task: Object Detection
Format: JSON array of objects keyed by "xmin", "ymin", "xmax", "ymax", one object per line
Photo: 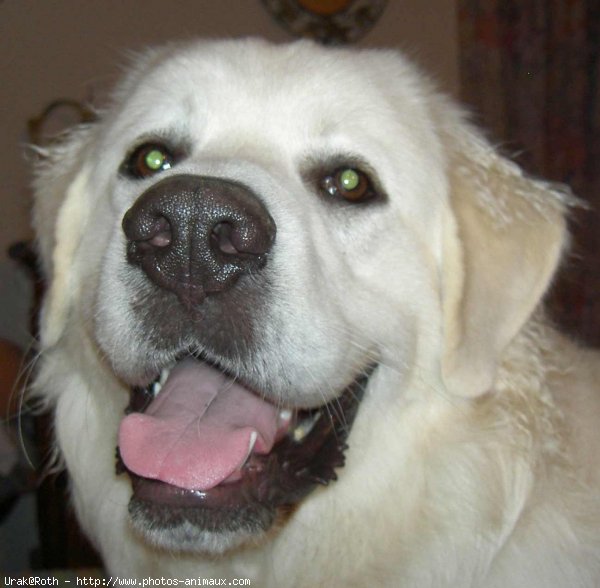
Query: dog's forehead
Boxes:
[{"xmin": 112, "ymin": 40, "xmax": 428, "ymax": 145}]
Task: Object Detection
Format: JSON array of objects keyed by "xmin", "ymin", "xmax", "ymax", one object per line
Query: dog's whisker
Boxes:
[
  {"xmin": 322, "ymin": 320, "xmax": 460, "ymax": 407},
  {"xmin": 11, "ymin": 345, "xmax": 43, "ymax": 471}
]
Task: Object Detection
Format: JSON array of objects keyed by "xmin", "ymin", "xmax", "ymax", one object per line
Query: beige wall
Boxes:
[{"xmin": 0, "ymin": 0, "xmax": 458, "ymax": 260}]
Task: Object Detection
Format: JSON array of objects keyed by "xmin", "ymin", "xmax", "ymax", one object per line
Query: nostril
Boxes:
[
  {"xmin": 211, "ymin": 222, "xmax": 239, "ymax": 255},
  {"xmin": 148, "ymin": 216, "xmax": 172, "ymax": 248},
  {"xmin": 126, "ymin": 215, "xmax": 172, "ymax": 259}
]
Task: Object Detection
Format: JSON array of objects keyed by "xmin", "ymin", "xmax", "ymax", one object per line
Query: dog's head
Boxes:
[{"xmin": 32, "ymin": 39, "xmax": 570, "ymax": 555}]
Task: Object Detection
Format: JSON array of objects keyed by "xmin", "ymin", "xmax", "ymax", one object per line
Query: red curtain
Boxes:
[{"xmin": 458, "ymin": 0, "xmax": 600, "ymax": 346}]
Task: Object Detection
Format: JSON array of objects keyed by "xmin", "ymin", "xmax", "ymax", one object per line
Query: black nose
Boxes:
[{"xmin": 122, "ymin": 174, "xmax": 276, "ymax": 305}]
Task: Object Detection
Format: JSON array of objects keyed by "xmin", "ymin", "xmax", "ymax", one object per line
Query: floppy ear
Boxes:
[
  {"xmin": 439, "ymin": 118, "xmax": 572, "ymax": 398},
  {"xmin": 32, "ymin": 126, "xmax": 95, "ymax": 348}
]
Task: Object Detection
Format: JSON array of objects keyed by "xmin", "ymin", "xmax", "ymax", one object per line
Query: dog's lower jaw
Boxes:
[
  {"xmin": 126, "ymin": 478, "xmax": 277, "ymax": 554},
  {"xmin": 128, "ymin": 507, "xmax": 261, "ymax": 554},
  {"xmin": 119, "ymin": 363, "xmax": 377, "ymax": 556}
]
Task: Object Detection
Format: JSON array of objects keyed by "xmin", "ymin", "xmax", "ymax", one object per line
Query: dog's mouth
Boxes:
[{"xmin": 116, "ymin": 354, "xmax": 375, "ymax": 551}]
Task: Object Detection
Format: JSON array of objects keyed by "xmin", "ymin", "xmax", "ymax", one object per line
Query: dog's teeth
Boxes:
[
  {"xmin": 151, "ymin": 381, "xmax": 162, "ymax": 396},
  {"xmin": 243, "ymin": 431, "xmax": 258, "ymax": 463},
  {"xmin": 159, "ymin": 368, "xmax": 170, "ymax": 386},
  {"xmin": 236, "ymin": 431, "xmax": 259, "ymax": 472},
  {"xmin": 293, "ymin": 411, "xmax": 322, "ymax": 442},
  {"xmin": 279, "ymin": 409, "xmax": 293, "ymax": 424}
]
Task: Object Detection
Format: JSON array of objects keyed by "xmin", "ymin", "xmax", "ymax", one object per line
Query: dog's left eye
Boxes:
[
  {"xmin": 321, "ymin": 168, "xmax": 375, "ymax": 203},
  {"xmin": 121, "ymin": 142, "xmax": 175, "ymax": 179}
]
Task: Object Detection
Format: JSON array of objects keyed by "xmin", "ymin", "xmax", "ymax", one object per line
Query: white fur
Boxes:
[{"xmin": 32, "ymin": 39, "xmax": 600, "ymax": 586}]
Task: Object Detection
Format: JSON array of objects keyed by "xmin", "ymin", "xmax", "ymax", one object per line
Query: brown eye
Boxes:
[
  {"xmin": 322, "ymin": 167, "xmax": 373, "ymax": 202},
  {"xmin": 122, "ymin": 142, "xmax": 174, "ymax": 179}
]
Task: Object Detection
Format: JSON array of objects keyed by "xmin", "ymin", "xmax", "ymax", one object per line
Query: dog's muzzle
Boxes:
[
  {"xmin": 116, "ymin": 173, "xmax": 377, "ymax": 551},
  {"xmin": 122, "ymin": 174, "xmax": 276, "ymax": 306}
]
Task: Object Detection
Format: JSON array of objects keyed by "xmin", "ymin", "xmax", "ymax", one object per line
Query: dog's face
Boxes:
[
  {"xmin": 33, "ymin": 39, "xmax": 567, "ymax": 558},
  {"xmin": 92, "ymin": 41, "xmax": 443, "ymax": 398}
]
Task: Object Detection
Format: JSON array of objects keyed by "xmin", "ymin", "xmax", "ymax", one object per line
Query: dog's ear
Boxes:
[
  {"xmin": 32, "ymin": 126, "xmax": 96, "ymax": 348},
  {"xmin": 439, "ymin": 115, "xmax": 572, "ymax": 398}
]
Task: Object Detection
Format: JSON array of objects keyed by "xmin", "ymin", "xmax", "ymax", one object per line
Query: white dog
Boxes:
[{"xmin": 32, "ymin": 38, "xmax": 600, "ymax": 586}]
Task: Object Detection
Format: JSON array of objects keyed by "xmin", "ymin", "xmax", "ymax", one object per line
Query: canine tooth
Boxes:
[
  {"xmin": 151, "ymin": 381, "xmax": 162, "ymax": 396},
  {"xmin": 293, "ymin": 411, "xmax": 322, "ymax": 442},
  {"xmin": 159, "ymin": 368, "xmax": 170, "ymax": 386},
  {"xmin": 248, "ymin": 431, "xmax": 257, "ymax": 451},
  {"xmin": 242, "ymin": 431, "xmax": 258, "ymax": 464}
]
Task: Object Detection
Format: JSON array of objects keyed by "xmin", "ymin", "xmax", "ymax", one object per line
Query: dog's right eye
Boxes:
[
  {"xmin": 121, "ymin": 143, "xmax": 175, "ymax": 179},
  {"xmin": 321, "ymin": 167, "xmax": 377, "ymax": 203}
]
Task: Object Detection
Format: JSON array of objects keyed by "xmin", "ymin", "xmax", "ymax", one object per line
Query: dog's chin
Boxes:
[
  {"xmin": 128, "ymin": 499, "xmax": 261, "ymax": 554},
  {"xmin": 117, "ymin": 357, "xmax": 376, "ymax": 554}
]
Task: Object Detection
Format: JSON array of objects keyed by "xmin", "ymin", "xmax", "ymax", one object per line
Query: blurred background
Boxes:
[{"xmin": 0, "ymin": 0, "xmax": 598, "ymax": 575}]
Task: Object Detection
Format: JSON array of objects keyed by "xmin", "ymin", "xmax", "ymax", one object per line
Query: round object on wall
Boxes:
[{"xmin": 262, "ymin": 0, "xmax": 388, "ymax": 44}]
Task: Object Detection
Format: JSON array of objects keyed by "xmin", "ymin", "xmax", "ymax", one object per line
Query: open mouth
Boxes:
[{"xmin": 116, "ymin": 354, "xmax": 375, "ymax": 547}]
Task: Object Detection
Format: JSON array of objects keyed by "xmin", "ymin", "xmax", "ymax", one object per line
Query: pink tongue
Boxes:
[{"xmin": 118, "ymin": 359, "xmax": 281, "ymax": 491}]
